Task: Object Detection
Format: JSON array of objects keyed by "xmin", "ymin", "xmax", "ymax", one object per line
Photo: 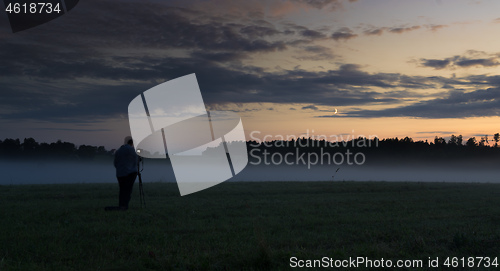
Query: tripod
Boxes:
[{"xmin": 138, "ymin": 157, "xmax": 146, "ymax": 208}]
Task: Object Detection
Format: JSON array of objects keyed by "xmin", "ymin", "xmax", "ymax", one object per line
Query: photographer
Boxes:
[{"xmin": 105, "ymin": 136, "xmax": 138, "ymax": 211}]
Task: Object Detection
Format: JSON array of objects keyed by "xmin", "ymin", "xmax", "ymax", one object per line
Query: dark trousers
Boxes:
[{"xmin": 118, "ymin": 172, "xmax": 137, "ymax": 209}]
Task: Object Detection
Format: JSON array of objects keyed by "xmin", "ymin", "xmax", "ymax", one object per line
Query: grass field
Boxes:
[{"xmin": 1, "ymin": 181, "xmax": 500, "ymax": 270}]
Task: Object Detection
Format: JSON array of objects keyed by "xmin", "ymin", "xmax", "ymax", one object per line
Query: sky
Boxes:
[{"xmin": 1, "ymin": 0, "xmax": 500, "ymax": 149}]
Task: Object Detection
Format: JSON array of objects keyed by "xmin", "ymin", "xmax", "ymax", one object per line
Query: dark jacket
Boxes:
[{"xmin": 114, "ymin": 144, "xmax": 138, "ymax": 177}]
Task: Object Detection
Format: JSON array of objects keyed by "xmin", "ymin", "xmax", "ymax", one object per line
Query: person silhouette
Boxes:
[{"xmin": 105, "ymin": 136, "xmax": 138, "ymax": 211}]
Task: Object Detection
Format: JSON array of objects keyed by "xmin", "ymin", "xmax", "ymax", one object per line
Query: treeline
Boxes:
[
  {"xmin": 2, "ymin": 134, "xmax": 500, "ymax": 162},
  {"xmin": 0, "ymin": 138, "xmax": 112, "ymax": 160},
  {"xmin": 246, "ymin": 134, "xmax": 500, "ymax": 164}
]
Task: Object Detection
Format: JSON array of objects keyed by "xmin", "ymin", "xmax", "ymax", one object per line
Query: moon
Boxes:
[{"xmin": 334, "ymin": 108, "xmax": 338, "ymax": 114}]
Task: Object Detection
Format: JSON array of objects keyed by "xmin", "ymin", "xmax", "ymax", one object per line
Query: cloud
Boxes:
[
  {"xmin": 4, "ymin": 51, "xmax": 500, "ymax": 122},
  {"xmin": 239, "ymin": 25, "xmax": 282, "ymax": 38},
  {"xmin": 3, "ymin": 55, "xmax": 434, "ymax": 122},
  {"xmin": 416, "ymin": 131, "xmax": 456, "ymax": 134},
  {"xmin": 190, "ymin": 51, "xmax": 247, "ymax": 63},
  {"xmin": 281, "ymin": 24, "xmax": 335, "ymax": 46},
  {"xmin": 35, "ymin": 128, "xmax": 113, "ymax": 132},
  {"xmin": 294, "ymin": 45, "xmax": 337, "ymax": 61},
  {"xmin": 363, "ymin": 24, "xmax": 445, "ymax": 37},
  {"xmin": 1, "ymin": 1, "xmax": 315, "ymax": 82},
  {"xmin": 420, "ymin": 58, "xmax": 453, "ymax": 69},
  {"xmin": 303, "ymin": 45, "xmax": 331, "ymax": 54},
  {"xmin": 331, "ymin": 27, "xmax": 357, "ymax": 41},
  {"xmin": 289, "ymin": 0, "xmax": 357, "ymax": 10},
  {"xmin": 290, "ymin": 0, "xmax": 341, "ymax": 9},
  {"xmin": 182, "ymin": 0, "xmax": 357, "ymax": 18},
  {"xmin": 0, "ymin": 80, "xmax": 150, "ymax": 122},
  {"xmin": 388, "ymin": 25, "xmax": 421, "ymax": 34},
  {"xmin": 2, "ymin": 0, "xmax": 500, "ymax": 124},
  {"xmin": 419, "ymin": 51, "xmax": 500, "ymax": 69},
  {"xmin": 300, "ymin": 29, "xmax": 328, "ymax": 39},
  {"xmin": 326, "ymin": 88, "xmax": 500, "ymax": 119},
  {"xmin": 363, "ymin": 27, "xmax": 385, "ymax": 36},
  {"xmin": 376, "ymin": 90, "xmax": 433, "ymax": 99},
  {"xmin": 456, "ymin": 58, "xmax": 500, "ymax": 67},
  {"xmin": 426, "ymin": 24, "xmax": 448, "ymax": 32},
  {"xmin": 463, "ymin": 74, "xmax": 500, "ymax": 87},
  {"xmin": 302, "ymin": 105, "xmax": 319, "ymax": 110}
]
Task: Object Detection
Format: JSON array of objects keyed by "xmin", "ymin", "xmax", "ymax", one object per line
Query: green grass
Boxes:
[{"xmin": 1, "ymin": 181, "xmax": 500, "ymax": 270}]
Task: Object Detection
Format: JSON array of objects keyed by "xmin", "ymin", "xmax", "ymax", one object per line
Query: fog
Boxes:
[
  {"xmin": 232, "ymin": 164, "xmax": 500, "ymax": 183},
  {"xmin": 0, "ymin": 160, "xmax": 174, "ymax": 185},
  {"xmin": 0, "ymin": 159, "xmax": 498, "ymax": 185}
]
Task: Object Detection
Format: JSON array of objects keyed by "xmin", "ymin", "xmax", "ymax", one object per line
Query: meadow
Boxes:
[{"xmin": 0, "ymin": 181, "xmax": 499, "ymax": 270}]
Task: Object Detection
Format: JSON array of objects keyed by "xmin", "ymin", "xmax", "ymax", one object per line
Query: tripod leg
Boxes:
[{"xmin": 138, "ymin": 173, "xmax": 145, "ymax": 208}]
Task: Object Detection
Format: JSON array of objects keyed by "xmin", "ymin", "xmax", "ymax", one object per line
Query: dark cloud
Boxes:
[
  {"xmin": 303, "ymin": 45, "xmax": 331, "ymax": 53},
  {"xmin": 239, "ymin": 25, "xmax": 282, "ymax": 38},
  {"xmin": 40, "ymin": 2, "xmax": 287, "ymax": 53},
  {"xmin": 456, "ymin": 58, "xmax": 499, "ymax": 67},
  {"xmin": 364, "ymin": 28, "xmax": 385, "ymax": 36},
  {"xmin": 282, "ymin": 22, "xmax": 332, "ymax": 44},
  {"xmin": 35, "ymin": 128, "xmax": 113, "ymax": 132},
  {"xmin": 331, "ymin": 27, "xmax": 357, "ymax": 41},
  {"xmin": 302, "ymin": 105, "xmax": 319, "ymax": 110},
  {"xmin": 0, "ymin": 1, "xmax": 308, "ymax": 81},
  {"xmin": 419, "ymin": 52, "xmax": 500, "ymax": 69},
  {"xmin": 8, "ymin": 57, "xmax": 497, "ymax": 122},
  {"xmin": 463, "ymin": 74, "xmax": 500, "ymax": 87},
  {"xmin": 376, "ymin": 90, "xmax": 433, "ymax": 99},
  {"xmin": 0, "ymin": 80, "xmax": 151, "ymax": 122},
  {"xmin": 363, "ymin": 24, "xmax": 444, "ymax": 37},
  {"xmin": 300, "ymin": 29, "xmax": 327, "ymax": 39},
  {"xmin": 290, "ymin": 0, "xmax": 356, "ymax": 9},
  {"xmin": 327, "ymin": 88, "xmax": 500, "ymax": 119},
  {"xmin": 2, "ymin": 0, "xmax": 500, "ymax": 124},
  {"xmin": 420, "ymin": 58, "xmax": 452, "ymax": 69},
  {"xmin": 388, "ymin": 25, "xmax": 421, "ymax": 34},
  {"xmin": 190, "ymin": 51, "xmax": 246, "ymax": 63},
  {"xmin": 3, "ymin": 54, "xmax": 434, "ymax": 122}
]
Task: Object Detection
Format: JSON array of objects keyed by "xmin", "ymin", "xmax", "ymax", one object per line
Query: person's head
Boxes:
[{"xmin": 124, "ymin": 136, "xmax": 133, "ymax": 146}]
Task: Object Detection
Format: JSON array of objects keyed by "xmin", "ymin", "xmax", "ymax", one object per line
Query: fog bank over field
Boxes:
[
  {"xmin": 2, "ymin": 136, "xmax": 500, "ymax": 185},
  {"xmin": 0, "ymin": 159, "xmax": 498, "ymax": 185},
  {"xmin": 234, "ymin": 164, "xmax": 500, "ymax": 183}
]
